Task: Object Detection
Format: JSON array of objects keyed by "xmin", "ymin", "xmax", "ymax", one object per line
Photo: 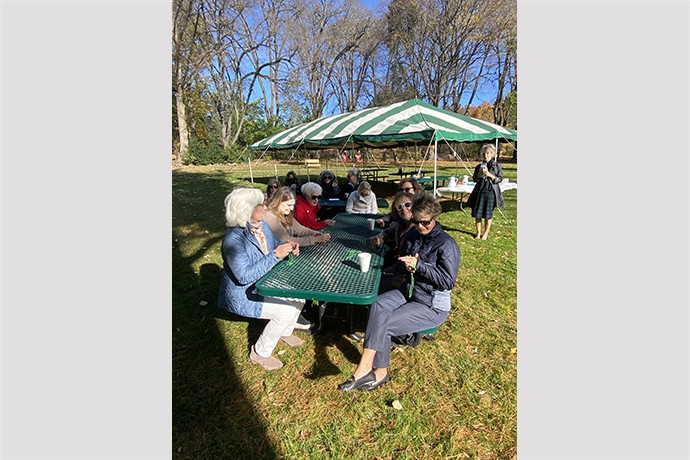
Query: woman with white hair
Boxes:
[
  {"xmin": 345, "ymin": 181, "xmax": 379, "ymax": 214},
  {"xmin": 466, "ymin": 144, "xmax": 505, "ymax": 240},
  {"xmin": 217, "ymin": 187, "xmax": 307, "ymax": 371},
  {"xmin": 294, "ymin": 182, "xmax": 335, "ymax": 231}
]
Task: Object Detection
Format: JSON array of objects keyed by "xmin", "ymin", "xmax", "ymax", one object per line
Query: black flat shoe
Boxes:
[
  {"xmin": 337, "ymin": 370, "xmax": 376, "ymax": 391},
  {"xmin": 361, "ymin": 373, "xmax": 390, "ymax": 391}
]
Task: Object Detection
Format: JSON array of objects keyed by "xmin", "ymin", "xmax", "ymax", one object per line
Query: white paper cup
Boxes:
[
  {"xmin": 367, "ymin": 218, "xmax": 375, "ymax": 230},
  {"xmin": 358, "ymin": 253, "xmax": 372, "ymax": 272}
]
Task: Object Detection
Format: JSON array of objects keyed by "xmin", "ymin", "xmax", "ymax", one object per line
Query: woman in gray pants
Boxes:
[{"xmin": 338, "ymin": 192, "xmax": 461, "ymax": 391}]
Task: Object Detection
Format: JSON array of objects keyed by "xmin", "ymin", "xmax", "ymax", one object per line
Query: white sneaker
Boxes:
[
  {"xmin": 249, "ymin": 346, "xmax": 283, "ymax": 371},
  {"xmin": 292, "ymin": 313, "xmax": 315, "ymax": 331}
]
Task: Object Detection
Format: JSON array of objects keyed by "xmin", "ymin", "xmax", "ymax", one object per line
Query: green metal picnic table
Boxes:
[
  {"xmin": 318, "ymin": 197, "xmax": 389, "ymax": 210},
  {"xmin": 255, "ymin": 213, "xmax": 385, "ymax": 337}
]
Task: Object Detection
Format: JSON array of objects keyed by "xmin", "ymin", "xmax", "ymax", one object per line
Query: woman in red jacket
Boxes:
[{"xmin": 294, "ymin": 182, "xmax": 335, "ymax": 230}]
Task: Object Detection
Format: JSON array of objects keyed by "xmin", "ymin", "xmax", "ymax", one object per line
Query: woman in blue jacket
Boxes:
[
  {"xmin": 338, "ymin": 192, "xmax": 461, "ymax": 391},
  {"xmin": 217, "ymin": 187, "xmax": 306, "ymax": 371}
]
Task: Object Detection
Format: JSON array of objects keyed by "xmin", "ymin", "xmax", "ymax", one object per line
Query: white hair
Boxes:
[
  {"xmin": 480, "ymin": 144, "xmax": 496, "ymax": 157},
  {"xmin": 300, "ymin": 182, "xmax": 322, "ymax": 198},
  {"xmin": 224, "ymin": 187, "xmax": 264, "ymax": 227}
]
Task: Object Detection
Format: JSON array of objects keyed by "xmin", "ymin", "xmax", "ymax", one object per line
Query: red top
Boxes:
[{"xmin": 294, "ymin": 195, "xmax": 327, "ymax": 230}]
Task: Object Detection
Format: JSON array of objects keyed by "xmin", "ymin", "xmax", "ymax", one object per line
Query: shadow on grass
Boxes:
[
  {"xmin": 173, "ymin": 170, "xmax": 278, "ymax": 459},
  {"xmin": 303, "ymin": 304, "xmax": 368, "ymax": 380}
]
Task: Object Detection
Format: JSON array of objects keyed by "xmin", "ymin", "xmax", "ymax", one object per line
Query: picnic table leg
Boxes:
[
  {"xmin": 458, "ymin": 193, "xmax": 468, "ymax": 216},
  {"xmin": 346, "ymin": 304, "xmax": 362, "ymax": 342},
  {"xmin": 311, "ymin": 301, "xmax": 328, "ymax": 335}
]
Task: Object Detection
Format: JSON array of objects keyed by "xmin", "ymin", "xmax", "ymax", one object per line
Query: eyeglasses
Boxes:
[
  {"xmin": 311, "ymin": 195, "xmax": 322, "ymax": 200},
  {"xmin": 396, "ymin": 202, "xmax": 412, "ymax": 211},
  {"xmin": 399, "ymin": 186, "xmax": 414, "ymax": 193},
  {"xmin": 411, "ymin": 218, "xmax": 433, "ymax": 226}
]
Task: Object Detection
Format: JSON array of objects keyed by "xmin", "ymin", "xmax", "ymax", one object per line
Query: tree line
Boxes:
[{"xmin": 172, "ymin": 0, "xmax": 516, "ymax": 164}]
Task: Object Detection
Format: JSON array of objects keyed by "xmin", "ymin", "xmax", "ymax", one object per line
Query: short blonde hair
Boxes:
[
  {"xmin": 358, "ymin": 181, "xmax": 372, "ymax": 194},
  {"xmin": 480, "ymin": 144, "xmax": 496, "ymax": 158},
  {"xmin": 300, "ymin": 182, "xmax": 322, "ymax": 198},
  {"xmin": 224, "ymin": 187, "xmax": 264, "ymax": 227}
]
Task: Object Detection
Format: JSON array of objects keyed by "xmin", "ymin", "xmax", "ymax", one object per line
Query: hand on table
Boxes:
[
  {"xmin": 315, "ymin": 233, "xmax": 331, "ymax": 243},
  {"xmin": 369, "ymin": 235, "xmax": 383, "ymax": 247},
  {"xmin": 375, "ymin": 218, "xmax": 385, "ymax": 228},
  {"xmin": 324, "ymin": 219, "xmax": 335, "ymax": 226}
]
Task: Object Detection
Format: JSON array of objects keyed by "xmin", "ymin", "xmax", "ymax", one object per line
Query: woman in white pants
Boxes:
[{"xmin": 217, "ymin": 187, "xmax": 306, "ymax": 371}]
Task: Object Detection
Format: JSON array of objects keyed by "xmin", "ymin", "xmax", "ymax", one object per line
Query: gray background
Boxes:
[{"xmin": 1, "ymin": 0, "xmax": 687, "ymax": 458}]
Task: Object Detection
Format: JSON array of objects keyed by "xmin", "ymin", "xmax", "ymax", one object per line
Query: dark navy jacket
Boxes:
[{"xmin": 395, "ymin": 222, "xmax": 461, "ymax": 311}]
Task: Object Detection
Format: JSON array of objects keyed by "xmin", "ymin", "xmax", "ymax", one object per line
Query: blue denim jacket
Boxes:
[
  {"xmin": 397, "ymin": 223, "xmax": 461, "ymax": 311},
  {"xmin": 217, "ymin": 222, "xmax": 282, "ymax": 318}
]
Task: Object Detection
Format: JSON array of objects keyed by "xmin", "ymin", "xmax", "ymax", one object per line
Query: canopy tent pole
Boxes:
[
  {"xmin": 415, "ymin": 138, "xmax": 434, "ymax": 179},
  {"xmin": 433, "ymin": 136, "xmax": 439, "ymax": 196},
  {"xmin": 336, "ymin": 134, "xmax": 355, "ymax": 176},
  {"xmin": 442, "ymin": 138, "xmax": 474, "ymax": 177},
  {"xmin": 248, "ymin": 150, "xmax": 254, "ymax": 183}
]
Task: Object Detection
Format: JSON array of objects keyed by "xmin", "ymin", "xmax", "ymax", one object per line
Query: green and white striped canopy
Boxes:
[{"xmin": 249, "ymin": 98, "xmax": 517, "ymax": 151}]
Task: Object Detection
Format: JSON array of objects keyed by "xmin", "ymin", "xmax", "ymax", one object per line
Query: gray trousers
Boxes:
[{"xmin": 364, "ymin": 289, "xmax": 449, "ymax": 368}]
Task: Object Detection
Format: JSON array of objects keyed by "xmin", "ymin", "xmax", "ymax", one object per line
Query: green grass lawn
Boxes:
[{"xmin": 172, "ymin": 161, "xmax": 517, "ymax": 459}]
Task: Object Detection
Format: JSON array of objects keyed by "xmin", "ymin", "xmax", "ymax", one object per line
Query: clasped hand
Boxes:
[
  {"xmin": 275, "ymin": 241, "xmax": 299, "ymax": 259},
  {"xmin": 398, "ymin": 253, "xmax": 419, "ymax": 272}
]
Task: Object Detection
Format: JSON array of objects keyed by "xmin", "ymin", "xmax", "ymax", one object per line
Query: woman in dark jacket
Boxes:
[
  {"xmin": 317, "ymin": 169, "xmax": 340, "ymax": 199},
  {"xmin": 338, "ymin": 192, "xmax": 461, "ymax": 391},
  {"xmin": 466, "ymin": 144, "xmax": 504, "ymax": 240},
  {"xmin": 338, "ymin": 167, "xmax": 361, "ymax": 200},
  {"xmin": 369, "ymin": 191, "xmax": 416, "ymax": 292},
  {"xmin": 284, "ymin": 171, "xmax": 301, "ymax": 197}
]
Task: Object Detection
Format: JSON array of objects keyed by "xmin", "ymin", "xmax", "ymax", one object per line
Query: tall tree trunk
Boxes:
[{"xmin": 175, "ymin": 82, "xmax": 189, "ymax": 161}]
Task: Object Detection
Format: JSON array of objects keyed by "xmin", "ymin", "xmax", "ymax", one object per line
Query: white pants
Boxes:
[{"xmin": 254, "ymin": 297, "xmax": 305, "ymax": 357}]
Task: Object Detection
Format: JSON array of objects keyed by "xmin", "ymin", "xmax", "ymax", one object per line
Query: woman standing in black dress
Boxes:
[{"xmin": 467, "ymin": 144, "xmax": 504, "ymax": 240}]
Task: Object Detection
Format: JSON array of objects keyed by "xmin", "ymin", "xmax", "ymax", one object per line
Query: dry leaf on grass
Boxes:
[
  {"xmin": 199, "ymin": 300, "xmax": 208, "ymax": 306},
  {"xmin": 277, "ymin": 349, "xmax": 286, "ymax": 355},
  {"xmin": 392, "ymin": 400, "xmax": 403, "ymax": 410},
  {"xmin": 510, "ymin": 347, "xmax": 517, "ymax": 354},
  {"xmin": 478, "ymin": 390, "xmax": 487, "ymax": 395}
]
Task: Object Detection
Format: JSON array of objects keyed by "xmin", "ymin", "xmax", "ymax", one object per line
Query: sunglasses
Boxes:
[
  {"xmin": 399, "ymin": 186, "xmax": 414, "ymax": 193},
  {"xmin": 323, "ymin": 176, "xmax": 333, "ymax": 181},
  {"xmin": 269, "ymin": 184, "xmax": 279, "ymax": 189},
  {"xmin": 396, "ymin": 202, "xmax": 412, "ymax": 211},
  {"xmin": 311, "ymin": 195, "xmax": 322, "ymax": 200},
  {"xmin": 411, "ymin": 218, "xmax": 433, "ymax": 226}
]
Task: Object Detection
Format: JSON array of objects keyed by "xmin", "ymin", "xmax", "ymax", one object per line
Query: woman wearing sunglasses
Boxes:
[
  {"xmin": 266, "ymin": 178, "xmax": 281, "ymax": 200},
  {"xmin": 317, "ymin": 170, "xmax": 340, "ymax": 199},
  {"xmin": 338, "ymin": 192, "xmax": 461, "ymax": 391},
  {"xmin": 374, "ymin": 177, "xmax": 423, "ymax": 229},
  {"xmin": 265, "ymin": 186, "xmax": 331, "ymax": 246},
  {"xmin": 294, "ymin": 182, "xmax": 335, "ymax": 231},
  {"xmin": 369, "ymin": 191, "xmax": 416, "ymax": 292}
]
